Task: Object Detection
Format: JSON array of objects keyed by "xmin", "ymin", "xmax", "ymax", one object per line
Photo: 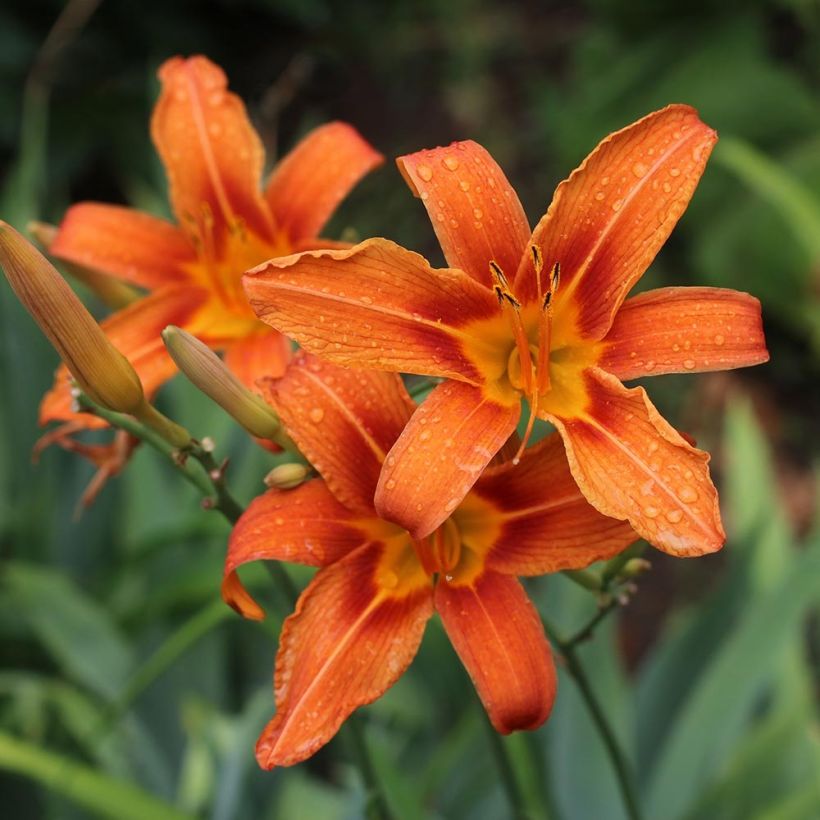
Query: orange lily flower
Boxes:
[
  {"xmin": 222, "ymin": 351, "xmax": 637, "ymax": 768},
  {"xmin": 38, "ymin": 55, "xmax": 382, "ymax": 462},
  {"xmin": 243, "ymin": 105, "xmax": 769, "ymax": 556}
]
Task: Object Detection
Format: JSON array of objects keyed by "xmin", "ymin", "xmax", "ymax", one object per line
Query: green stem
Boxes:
[
  {"xmin": 547, "ymin": 620, "xmax": 642, "ymax": 820},
  {"xmin": 344, "ymin": 719, "xmax": 394, "ymax": 820},
  {"xmin": 481, "ymin": 716, "xmax": 532, "ymax": 820}
]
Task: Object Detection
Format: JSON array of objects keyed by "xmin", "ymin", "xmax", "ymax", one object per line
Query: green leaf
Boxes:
[
  {"xmin": 645, "ymin": 532, "xmax": 820, "ymax": 818},
  {"xmin": 4, "ymin": 562, "xmax": 134, "ymax": 700},
  {"xmin": 0, "ymin": 730, "xmax": 194, "ymax": 820}
]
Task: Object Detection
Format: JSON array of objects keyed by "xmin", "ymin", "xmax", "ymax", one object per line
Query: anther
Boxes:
[
  {"xmin": 530, "ymin": 244, "xmax": 543, "ymax": 274},
  {"xmin": 551, "ymin": 261, "xmax": 561, "ymax": 292}
]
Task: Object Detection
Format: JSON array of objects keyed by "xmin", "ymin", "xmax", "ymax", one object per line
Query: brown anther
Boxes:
[
  {"xmin": 551, "ymin": 261, "xmax": 561, "ymax": 292},
  {"xmin": 530, "ymin": 244, "xmax": 543, "ymax": 274},
  {"xmin": 543, "ymin": 291, "xmax": 552, "ymax": 310}
]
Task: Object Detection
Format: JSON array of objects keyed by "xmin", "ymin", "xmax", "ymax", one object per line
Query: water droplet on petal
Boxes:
[
  {"xmin": 459, "ymin": 180, "xmax": 470, "ymax": 192},
  {"xmin": 666, "ymin": 509, "xmax": 683, "ymax": 523},
  {"xmin": 417, "ymin": 164, "xmax": 433, "ymax": 182},
  {"xmin": 644, "ymin": 505, "xmax": 660, "ymax": 518},
  {"xmin": 670, "ymin": 167, "xmax": 681, "ymax": 177},
  {"xmin": 679, "ymin": 485, "xmax": 698, "ymax": 503},
  {"xmin": 443, "ymin": 156, "xmax": 459, "ymax": 171},
  {"xmin": 385, "ymin": 479, "xmax": 396, "ymax": 490},
  {"xmin": 683, "ymin": 359, "xmax": 696, "ymax": 370},
  {"xmin": 594, "ymin": 191, "xmax": 605, "ymax": 201},
  {"xmin": 612, "ymin": 199, "xmax": 623, "ymax": 212},
  {"xmin": 309, "ymin": 407, "xmax": 324, "ymax": 423},
  {"xmin": 632, "ymin": 162, "xmax": 648, "ymax": 178},
  {"xmin": 714, "ymin": 334, "xmax": 725, "ymax": 346}
]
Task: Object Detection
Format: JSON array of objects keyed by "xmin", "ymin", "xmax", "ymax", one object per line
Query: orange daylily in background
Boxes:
[
  {"xmin": 38, "ymin": 54, "xmax": 382, "ymax": 481},
  {"xmin": 223, "ymin": 351, "xmax": 637, "ymax": 768},
  {"xmin": 244, "ymin": 105, "xmax": 769, "ymax": 556}
]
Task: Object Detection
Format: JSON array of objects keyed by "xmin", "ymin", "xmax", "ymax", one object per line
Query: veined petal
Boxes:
[
  {"xmin": 398, "ymin": 141, "xmax": 530, "ymax": 287},
  {"xmin": 50, "ymin": 203, "xmax": 195, "ymax": 290},
  {"xmin": 39, "ymin": 285, "xmax": 207, "ymax": 426},
  {"xmin": 152, "ymin": 56, "xmax": 275, "ymax": 245},
  {"xmin": 599, "ymin": 287, "xmax": 769, "ymax": 380},
  {"xmin": 462, "ymin": 434, "xmax": 637, "ymax": 576},
  {"xmin": 256, "ymin": 540, "xmax": 433, "ymax": 768},
  {"xmin": 265, "ymin": 122, "xmax": 383, "ymax": 242},
  {"xmin": 261, "ymin": 350, "xmax": 414, "ymax": 515},
  {"xmin": 515, "ymin": 105, "xmax": 717, "ymax": 337},
  {"xmin": 545, "ymin": 368, "xmax": 725, "ymax": 556},
  {"xmin": 436, "ymin": 571, "xmax": 555, "ymax": 734},
  {"xmin": 244, "ymin": 238, "xmax": 500, "ymax": 382},
  {"xmin": 223, "ymin": 329, "xmax": 292, "ymax": 391},
  {"xmin": 222, "ymin": 479, "xmax": 375, "ymax": 620},
  {"xmin": 375, "ymin": 381, "xmax": 520, "ymax": 539}
]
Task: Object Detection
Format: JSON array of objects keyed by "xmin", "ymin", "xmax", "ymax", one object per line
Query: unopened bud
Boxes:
[
  {"xmin": 28, "ymin": 221, "xmax": 139, "ymax": 310},
  {"xmin": 162, "ymin": 326, "xmax": 285, "ymax": 443},
  {"xmin": 0, "ymin": 221, "xmax": 145, "ymax": 414},
  {"xmin": 264, "ymin": 463, "xmax": 310, "ymax": 489},
  {"xmin": 618, "ymin": 558, "xmax": 651, "ymax": 580}
]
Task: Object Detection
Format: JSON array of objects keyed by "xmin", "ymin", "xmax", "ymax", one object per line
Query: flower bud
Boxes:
[
  {"xmin": 0, "ymin": 220, "xmax": 145, "ymax": 414},
  {"xmin": 264, "ymin": 463, "xmax": 310, "ymax": 489},
  {"xmin": 27, "ymin": 221, "xmax": 139, "ymax": 309},
  {"xmin": 618, "ymin": 558, "xmax": 652, "ymax": 580},
  {"xmin": 162, "ymin": 326, "xmax": 286, "ymax": 443}
]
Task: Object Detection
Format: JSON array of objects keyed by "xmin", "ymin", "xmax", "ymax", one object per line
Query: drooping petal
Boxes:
[
  {"xmin": 458, "ymin": 434, "xmax": 637, "ymax": 576},
  {"xmin": 265, "ymin": 122, "xmax": 383, "ymax": 242},
  {"xmin": 515, "ymin": 105, "xmax": 717, "ymax": 337},
  {"xmin": 397, "ymin": 141, "xmax": 530, "ymax": 287},
  {"xmin": 599, "ymin": 287, "xmax": 769, "ymax": 380},
  {"xmin": 152, "ymin": 56, "xmax": 275, "ymax": 245},
  {"xmin": 223, "ymin": 329, "xmax": 292, "ymax": 392},
  {"xmin": 256, "ymin": 540, "xmax": 433, "ymax": 768},
  {"xmin": 49, "ymin": 203, "xmax": 195, "ymax": 290},
  {"xmin": 545, "ymin": 368, "xmax": 725, "ymax": 556},
  {"xmin": 435, "ymin": 571, "xmax": 556, "ymax": 734},
  {"xmin": 39, "ymin": 286, "xmax": 207, "ymax": 425},
  {"xmin": 222, "ymin": 479, "xmax": 378, "ymax": 620},
  {"xmin": 261, "ymin": 350, "xmax": 414, "ymax": 515},
  {"xmin": 244, "ymin": 238, "xmax": 501, "ymax": 382},
  {"xmin": 375, "ymin": 380, "xmax": 520, "ymax": 539}
]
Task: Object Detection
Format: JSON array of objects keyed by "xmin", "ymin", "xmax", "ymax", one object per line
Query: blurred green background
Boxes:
[{"xmin": 1, "ymin": 0, "xmax": 819, "ymax": 818}]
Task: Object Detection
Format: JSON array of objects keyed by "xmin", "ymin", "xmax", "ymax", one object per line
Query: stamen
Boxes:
[{"xmin": 490, "ymin": 260, "xmax": 532, "ymax": 393}]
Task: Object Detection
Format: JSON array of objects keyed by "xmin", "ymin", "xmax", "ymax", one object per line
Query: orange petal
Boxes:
[
  {"xmin": 515, "ymin": 105, "xmax": 717, "ymax": 337},
  {"xmin": 466, "ymin": 434, "xmax": 638, "ymax": 576},
  {"xmin": 223, "ymin": 330, "xmax": 292, "ymax": 392},
  {"xmin": 261, "ymin": 350, "xmax": 414, "ymax": 515},
  {"xmin": 222, "ymin": 479, "xmax": 374, "ymax": 620},
  {"xmin": 50, "ymin": 203, "xmax": 194, "ymax": 290},
  {"xmin": 435, "ymin": 571, "xmax": 556, "ymax": 734},
  {"xmin": 244, "ymin": 238, "xmax": 499, "ymax": 382},
  {"xmin": 397, "ymin": 141, "xmax": 530, "ymax": 287},
  {"xmin": 39, "ymin": 286, "xmax": 207, "ymax": 426},
  {"xmin": 256, "ymin": 540, "xmax": 433, "ymax": 768},
  {"xmin": 375, "ymin": 380, "xmax": 520, "ymax": 539},
  {"xmin": 599, "ymin": 287, "xmax": 769, "ymax": 380},
  {"xmin": 151, "ymin": 56, "xmax": 275, "ymax": 245},
  {"xmin": 265, "ymin": 122, "xmax": 383, "ymax": 242},
  {"xmin": 545, "ymin": 368, "xmax": 725, "ymax": 556}
]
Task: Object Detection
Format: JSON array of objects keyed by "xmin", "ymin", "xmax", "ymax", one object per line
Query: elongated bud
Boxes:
[
  {"xmin": 162, "ymin": 326, "xmax": 286, "ymax": 443},
  {"xmin": 0, "ymin": 221, "xmax": 145, "ymax": 414},
  {"xmin": 27, "ymin": 221, "xmax": 139, "ymax": 309},
  {"xmin": 618, "ymin": 558, "xmax": 652, "ymax": 581},
  {"xmin": 264, "ymin": 463, "xmax": 310, "ymax": 489}
]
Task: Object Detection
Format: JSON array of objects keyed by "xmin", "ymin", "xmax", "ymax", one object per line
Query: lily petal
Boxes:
[
  {"xmin": 244, "ymin": 237, "xmax": 500, "ymax": 382},
  {"xmin": 39, "ymin": 285, "xmax": 207, "ymax": 426},
  {"xmin": 152, "ymin": 56, "xmax": 275, "ymax": 245},
  {"xmin": 50, "ymin": 203, "xmax": 195, "ymax": 290},
  {"xmin": 599, "ymin": 287, "xmax": 769, "ymax": 380},
  {"xmin": 464, "ymin": 434, "xmax": 638, "ymax": 576},
  {"xmin": 223, "ymin": 330, "xmax": 292, "ymax": 391},
  {"xmin": 515, "ymin": 105, "xmax": 716, "ymax": 336},
  {"xmin": 256, "ymin": 540, "xmax": 433, "ymax": 768},
  {"xmin": 375, "ymin": 380, "xmax": 520, "ymax": 539},
  {"xmin": 222, "ymin": 479, "xmax": 374, "ymax": 620},
  {"xmin": 398, "ymin": 141, "xmax": 530, "ymax": 287},
  {"xmin": 261, "ymin": 350, "xmax": 415, "ymax": 515},
  {"xmin": 265, "ymin": 122, "xmax": 383, "ymax": 242},
  {"xmin": 435, "ymin": 571, "xmax": 556, "ymax": 734},
  {"xmin": 545, "ymin": 368, "xmax": 725, "ymax": 556}
]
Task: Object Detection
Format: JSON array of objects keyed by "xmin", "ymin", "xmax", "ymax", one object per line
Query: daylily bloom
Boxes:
[
  {"xmin": 38, "ymin": 55, "xmax": 382, "ymax": 467},
  {"xmin": 223, "ymin": 351, "xmax": 637, "ymax": 768},
  {"xmin": 243, "ymin": 105, "xmax": 769, "ymax": 556}
]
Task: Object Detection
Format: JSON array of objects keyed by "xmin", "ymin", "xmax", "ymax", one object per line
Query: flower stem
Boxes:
[
  {"xmin": 344, "ymin": 718, "xmax": 395, "ymax": 820},
  {"xmin": 481, "ymin": 715, "xmax": 535, "ymax": 820},
  {"xmin": 546, "ymin": 618, "xmax": 643, "ymax": 820}
]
